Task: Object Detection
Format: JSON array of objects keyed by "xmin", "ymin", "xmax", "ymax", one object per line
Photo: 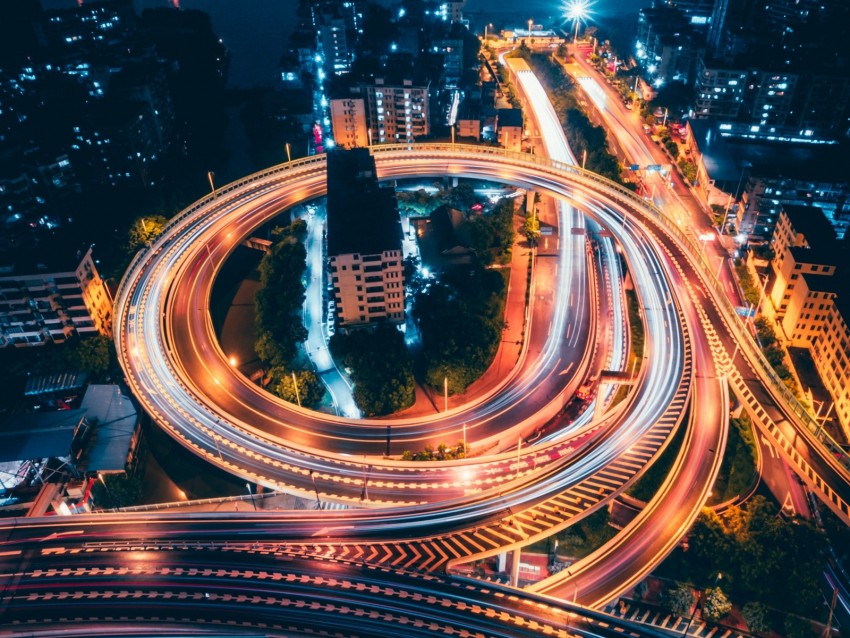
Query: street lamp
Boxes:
[
  {"xmin": 484, "ymin": 23, "xmax": 493, "ymax": 41},
  {"xmin": 245, "ymin": 482, "xmax": 257, "ymax": 510},
  {"xmin": 309, "ymin": 470, "xmax": 321, "ymax": 509},
  {"xmin": 291, "ymin": 370, "xmax": 302, "ymax": 408},
  {"xmin": 206, "ymin": 170, "xmax": 216, "ymax": 197},
  {"xmin": 285, "ymin": 142, "xmax": 292, "ymax": 168},
  {"xmin": 565, "ymin": 0, "xmax": 590, "ymax": 44}
]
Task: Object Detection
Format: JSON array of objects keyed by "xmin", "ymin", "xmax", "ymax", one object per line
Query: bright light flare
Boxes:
[{"xmin": 564, "ymin": 0, "xmax": 591, "ymax": 22}]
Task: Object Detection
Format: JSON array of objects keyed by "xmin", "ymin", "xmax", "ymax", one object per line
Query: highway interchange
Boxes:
[{"xmin": 1, "ymin": 54, "xmax": 849, "ymax": 637}]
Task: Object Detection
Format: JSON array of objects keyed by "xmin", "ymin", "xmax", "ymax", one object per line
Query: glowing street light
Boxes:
[{"xmin": 564, "ymin": 0, "xmax": 592, "ymax": 43}]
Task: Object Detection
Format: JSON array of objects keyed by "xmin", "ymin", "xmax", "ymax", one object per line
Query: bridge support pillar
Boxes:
[
  {"xmin": 526, "ymin": 189, "xmax": 536, "ymax": 214},
  {"xmin": 497, "ymin": 551, "xmax": 507, "ymax": 574},
  {"xmin": 510, "ymin": 548, "xmax": 521, "ymax": 587}
]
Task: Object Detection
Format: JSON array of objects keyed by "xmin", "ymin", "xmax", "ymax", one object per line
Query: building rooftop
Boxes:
[
  {"xmin": 688, "ymin": 119, "xmax": 741, "ymax": 182},
  {"xmin": 497, "ymin": 108, "xmax": 523, "ymax": 128},
  {"xmin": 24, "ymin": 371, "xmax": 88, "ymax": 397},
  {"xmin": 0, "ymin": 409, "xmax": 85, "ymax": 463},
  {"xmin": 727, "ymin": 141, "xmax": 848, "ymax": 183},
  {"xmin": 801, "ymin": 272, "xmax": 838, "ymax": 294},
  {"xmin": 326, "ymin": 149, "xmax": 402, "ymax": 257},
  {"xmin": 783, "ymin": 204, "xmax": 837, "ymax": 250},
  {"xmin": 78, "ymin": 384, "xmax": 138, "ymax": 473}
]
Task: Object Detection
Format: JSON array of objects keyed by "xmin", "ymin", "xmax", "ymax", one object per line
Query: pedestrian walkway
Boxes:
[{"xmin": 604, "ymin": 598, "xmax": 750, "ymax": 638}]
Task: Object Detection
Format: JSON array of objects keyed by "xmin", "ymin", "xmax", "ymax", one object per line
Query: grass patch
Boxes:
[
  {"xmin": 626, "ymin": 417, "xmax": 687, "ymax": 503},
  {"xmin": 609, "ymin": 288, "xmax": 645, "ymax": 409},
  {"xmin": 707, "ymin": 414, "xmax": 758, "ymax": 505},
  {"xmin": 526, "ymin": 508, "xmax": 617, "ymax": 559}
]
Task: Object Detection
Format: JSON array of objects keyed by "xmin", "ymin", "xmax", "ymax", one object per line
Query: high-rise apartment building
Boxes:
[
  {"xmin": 326, "ymin": 150, "xmax": 404, "ymax": 327},
  {"xmin": 329, "ymin": 97, "xmax": 368, "ymax": 148},
  {"xmin": 764, "ymin": 204, "xmax": 850, "ymax": 436},
  {"xmin": 330, "ymin": 74, "xmax": 430, "ymax": 146},
  {"xmin": 636, "ymin": 6, "xmax": 704, "ymax": 86},
  {"xmin": 365, "ymin": 77, "xmax": 430, "ymax": 144},
  {"xmin": 694, "ymin": 59, "xmax": 747, "ymax": 118}
]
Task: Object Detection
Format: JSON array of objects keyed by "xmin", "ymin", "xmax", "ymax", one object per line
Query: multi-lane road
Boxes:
[{"xmin": 1, "ymin": 54, "xmax": 849, "ymax": 636}]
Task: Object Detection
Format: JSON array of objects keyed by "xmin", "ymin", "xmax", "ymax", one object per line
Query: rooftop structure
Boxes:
[{"xmin": 78, "ymin": 384, "xmax": 140, "ymax": 474}]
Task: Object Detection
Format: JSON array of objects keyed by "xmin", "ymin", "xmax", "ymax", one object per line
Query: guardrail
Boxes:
[
  {"xmin": 113, "ymin": 142, "xmax": 849, "ymax": 475},
  {"xmin": 373, "ymin": 143, "xmax": 849, "ymax": 472}
]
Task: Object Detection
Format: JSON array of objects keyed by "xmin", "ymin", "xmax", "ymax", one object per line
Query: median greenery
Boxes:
[
  {"xmin": 626, "ymin": 418, "xmax": 686, "ymax": 503},
  {"xmin": 402, "ymin": 442, "xmax": 468, "ymax": 461},
  {"xmin": 508, "ymin": 47, "xmax": 630, "ymax": 188},
  {"xmin": 707, "ymin": 414, "xmax": 757, "ymax": 505}
]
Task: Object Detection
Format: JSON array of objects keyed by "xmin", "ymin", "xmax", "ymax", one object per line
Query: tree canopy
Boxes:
[
  {"xmin": 127, "ymin": 215, "xmax": 168, "ymax": 252},
  {"xmin": 254, "ymin": 220, "xmax": 308, "ymax": 369},
  {"xmin": 330, "ymin": 324, "xmax": 415, "ymax": 416},
  {"xmin": 464, "ymin": 197, "xmax": 515, "ymax": 266},
  {"xmin": 681, "ymin": 497, "xmax": 824, "ymax": 617},
  {"xmin": 268, "ymin": 367, "xmax": 325, "ymax": 409},
  {"xmin": 414, "ymin": 263, "xmax": 507, "ymax": 394}
]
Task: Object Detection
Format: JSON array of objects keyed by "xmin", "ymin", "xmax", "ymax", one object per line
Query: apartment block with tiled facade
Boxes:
[
  {"xmin": 329, "ymin": 97, "xmax": 368, "ymax": 149},
  {"xmin": 0, "ymin": 247, "xmax": 113, "ymax": 347},
  {"xmin": 767, "ymin": 204, "xmax": 850, "ymax": 436},
  {"xmin": 813, "ymin": 295, "xmax": 850, "ymax": 434}
]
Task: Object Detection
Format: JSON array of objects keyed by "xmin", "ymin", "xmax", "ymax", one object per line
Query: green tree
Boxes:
[
  {"xmin": 254, "ymin": 221, "xmax": 308, "ymax": 369},
  {"xmin": 754, "ymin": 317, "xmax": 777, "ymax": 346},
  {"xmin": 702, "ymin": 587, "xmax": 732, "ymax": 622},
  {"xmin": 662, "ymin": 582, "xmax": 695, "ymax": 616},
  {"xmin": 414, "ymin": 264, "xmax": 506, "ymax": 394},
  {"xmin": 66, "ymin": 335, "xmax": 115, "ymax": 380},
  {"xmin": 678, "ymin": 158, "xmax": 698, "ymax": 183},
  {"xmin": 330, "ymin": 324, "xmax": 415, "ymax": 416},
  {"xmin": 524, "ymin": 211, "xmax": 540, "ymax": 246},
  {"xmin": 763, "ymin": 344, "xmax": 785, "ymax": 367},
  {"xmin": 784, "ymin": 616, "xmax": 815, "ymax": 638},
  {"xmin": 448, "ymin": 183, "xmax": 476, "ymax": 210},
  {"xmin": 127, "ymin": 215, "xmax": 168, "ymax": 252},
  {"xmin": 465, "ymin": 198, "xmax": 515, "ymax": 265},
  {"xmin": 270, "ymin": 368, "xmax": 325, "ymax": 408},
  {"xmin": 742, "ymin": 602, "xmax": 769, "ymax": 634},
  {"xmin": 91, "ymin": 472, "xmax": 143, "ymax": 509}
]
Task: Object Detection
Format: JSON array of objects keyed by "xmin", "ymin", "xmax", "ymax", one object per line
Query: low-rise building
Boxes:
[
  {"xmin": 496, "ymin": 108, "xmax": 523, "ymax": 152},
  {"xmin": 0, "ymin": 247, "xmax": 112, "ymax": 347}
]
